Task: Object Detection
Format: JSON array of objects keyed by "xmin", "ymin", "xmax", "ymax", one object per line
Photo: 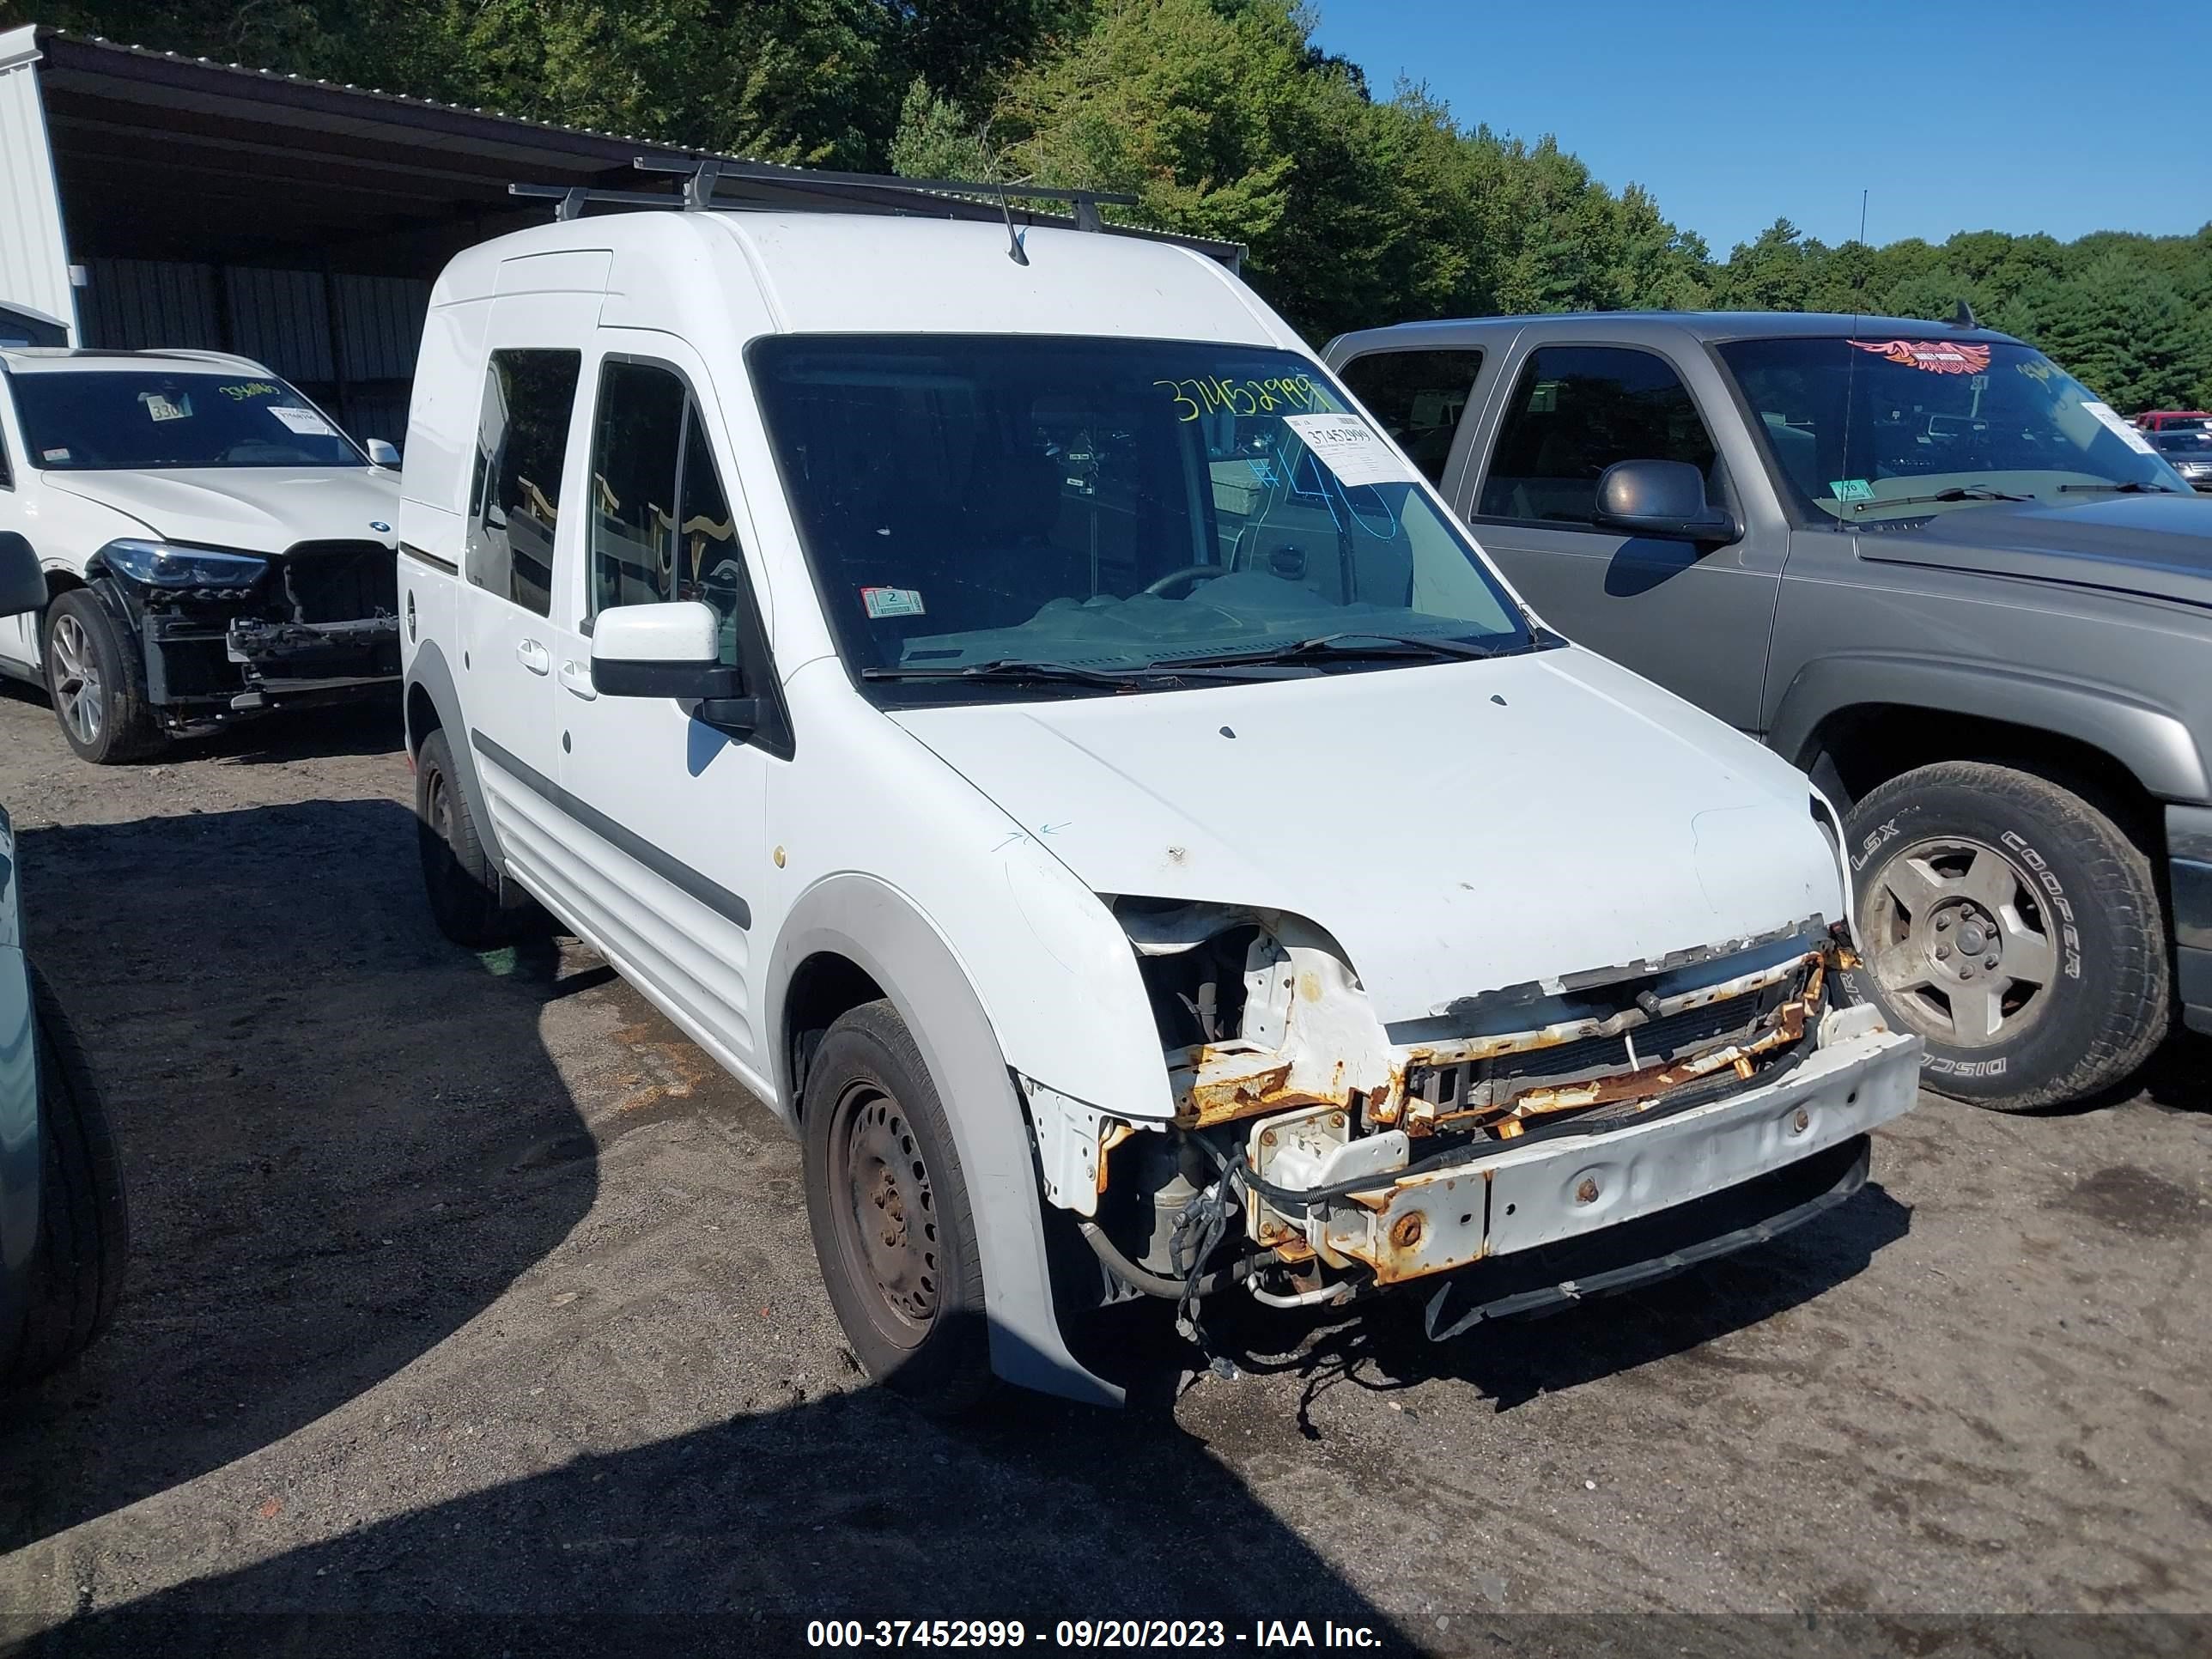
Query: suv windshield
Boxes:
[
  {"xmin": 9, "ymin": 370, "xmax": 364, "ymax": 471},
  {"xmin": 750, "ymin": 335, "xmax": 1533, "ymax": 697},
  {"xmin": 1716, "ymin": 337, "xmax": 2191, "ymax": 520}
]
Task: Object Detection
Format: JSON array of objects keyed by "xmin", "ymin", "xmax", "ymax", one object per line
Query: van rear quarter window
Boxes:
[{"xmin": 468, "ymin": 349, "xmax": 580, "ymax": 618}]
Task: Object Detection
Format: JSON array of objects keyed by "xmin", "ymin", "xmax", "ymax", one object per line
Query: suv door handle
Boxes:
[
  {"xmin": 557, "ymin": 659, "xmax": 598, "ymax": 701},
  {"xmin": 515, "ymin": 638, "xmax": 550, "ymax": 675}
]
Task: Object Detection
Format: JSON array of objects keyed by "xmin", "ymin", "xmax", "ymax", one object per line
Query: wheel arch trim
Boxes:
[
  {"xmin": 766, "ymin": 872, "xmax": 1121, "ymax": 1407},
  {"xmin": 1770, "ymin": 653, "xmax": 2209, "ymax": 805},
  {"xmin": 404, "ymin": 640, "xmax": 507, "ymax": 870}
]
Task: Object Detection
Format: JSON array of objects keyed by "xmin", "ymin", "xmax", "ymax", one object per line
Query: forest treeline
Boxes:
[{"xmin": 17, "ymin": 0, "xmax": 2212, "ymax": 409}]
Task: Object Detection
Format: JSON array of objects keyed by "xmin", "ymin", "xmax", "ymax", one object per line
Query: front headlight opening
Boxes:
[{"xmin": 100, "ymin": 538, "xmax": 269, "ymax": 589}]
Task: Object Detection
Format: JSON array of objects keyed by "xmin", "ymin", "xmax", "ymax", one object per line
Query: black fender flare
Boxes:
[{"xmin": 1768, "ymin": 653, "xmax": 2209, "ymax": 804}]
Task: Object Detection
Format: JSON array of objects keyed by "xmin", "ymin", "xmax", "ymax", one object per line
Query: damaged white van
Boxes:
[{"xmin": 398, "ymin": 173, "xmax": 1921, "ymax": 1410}]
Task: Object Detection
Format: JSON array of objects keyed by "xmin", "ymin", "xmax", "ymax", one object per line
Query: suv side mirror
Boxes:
[
  {"xmin": 591, "ymin": 601, "xmax": 758, "ymax": 734},
  {"xmin": 1593, "ymin": 459, "xmax": 1738, "ymax": 544},
  {"xmin": 0, "ymin": 532, "xmax": 42, "ymax": 619},
  {"xmin": 365, "ymin": 438, "xmax": 402, "ymax": 469}
]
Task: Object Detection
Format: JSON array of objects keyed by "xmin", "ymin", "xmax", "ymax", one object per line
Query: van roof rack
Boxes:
[{"xmin": 510, "ymin": 155, "xmax": 1137, "ymax": 230}]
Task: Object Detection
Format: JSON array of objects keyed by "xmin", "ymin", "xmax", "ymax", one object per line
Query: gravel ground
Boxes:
[{"xmin": 0, "ymin": 684, "xmax": 2204, "ymax": 1657}]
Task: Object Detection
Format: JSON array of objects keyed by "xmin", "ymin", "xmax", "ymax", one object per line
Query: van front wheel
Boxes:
[{"xmin": 802, "ymin": 1000, "xmax": 990, "ymax": 1414}]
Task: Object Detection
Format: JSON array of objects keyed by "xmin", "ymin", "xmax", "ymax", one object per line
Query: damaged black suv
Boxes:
[{"xmin": 0, "ymin": 349, "xmax": 402, "ymax": 763}]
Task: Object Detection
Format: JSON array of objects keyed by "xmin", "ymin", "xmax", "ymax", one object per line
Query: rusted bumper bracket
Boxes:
[
  {"xmin": 1422, "ymin": 1133, "xmax": 1871, "ymax": 1341},
  {"xmin": 1298, "ymin": 1017, "xmax": 1918, "ymax": 1285}
]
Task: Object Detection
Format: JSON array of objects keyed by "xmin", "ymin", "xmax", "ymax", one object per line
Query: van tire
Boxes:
[
  {"xmin": 415, "ymin": 728, "xmax": 518, "ymax": 949},
  {"xmin": 1838, "ymin": 762, "xmax": 2166, "ymax": 1112},
  {"xmin": 44, "ymin": 587, "xmax": 161, "ymax": 765},
  {"xmin": 5, "ymin": 964, "xmax": 129, "ymax": 1386},
  {"xmin": 801, "ymin": 1000, "xmax": 991, "ymax": 1415}
]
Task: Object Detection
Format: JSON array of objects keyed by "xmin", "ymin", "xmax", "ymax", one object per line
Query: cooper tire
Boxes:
[
  {"xmin": 801, "ymin": 1000, "xmax": 991, "ymax": 1415},
  {"xmin": 43, "ymin": 586, "xmax": 161, "ymax": 765},
  {"xmin": 415, "ymin": 727, "xmax": 520, "ymax": 949},
  {"xmin": 1838, "ymin": 762, "xmax": 2166, "ymax": 1111},
  {"xmin": 4, "ymin": 964, "xmax": 129, "ymax": 1386}
]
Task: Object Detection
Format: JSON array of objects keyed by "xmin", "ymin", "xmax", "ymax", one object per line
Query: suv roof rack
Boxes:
[{"xmin": 507, "ymin": 155, "xmax": 1205, "ymax": 267}]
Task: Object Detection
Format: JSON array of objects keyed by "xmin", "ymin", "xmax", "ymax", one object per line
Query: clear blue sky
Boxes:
[{"xmin": 1309, "ymin": 0, "xmax": 2212, "ymax": 256}]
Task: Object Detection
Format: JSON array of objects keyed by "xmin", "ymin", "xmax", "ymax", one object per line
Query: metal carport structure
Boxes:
[{"xmin": 0, "ymin": 27, "xmax": 1237, "ymax": 444}]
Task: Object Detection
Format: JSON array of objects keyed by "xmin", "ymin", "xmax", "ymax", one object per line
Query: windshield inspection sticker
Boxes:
[
  {"xmin": 1282, "ymin": 413, "xmax": 1413, "ymax": 487},
  {"xmin": 1848, "ymin": 338, "xmax": 1992, "ymax": 375},
  {"xmin": 1830, "ymin": 477, "xmax": 1876, "ymax": 504},
  {"xmin": 860, "ymin": 586, "xmax": 926, "ymax": 620},
  {"xmin": 2081, "ymin": 400, "xmax": 2160, "ymax": 458},
  {"xmin": 138, "ymin": 391, "xmax": 191, "ymax": 422},
  {"xmin": 268, "ymin": 405, "xmax": 336, "ymax": 438}
]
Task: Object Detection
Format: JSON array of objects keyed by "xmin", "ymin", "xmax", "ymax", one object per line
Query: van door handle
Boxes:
[
  {"xmin": 558, "ymin": 659, "xmax": 598, "ymax": 701},
  {"xmin": 515, "ymin": 638, "xmax": 550, "ymax": 675}
]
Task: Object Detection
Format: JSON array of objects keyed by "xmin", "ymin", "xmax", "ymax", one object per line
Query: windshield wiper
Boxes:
[
  {"xmin": 862, "ymin": 658, "xmax": 1257, "ymax": 689},
  {"xmin": 1167, "ymin": 631, "xmax": 1516, "ymax": 670},
  {"xmin": 2056, "ymin": 480, "xmax": 2180, "ymax": 495},
  {"xmin": 1855, "ymin": 486, "xmax": 2032, "ymax": 511}
]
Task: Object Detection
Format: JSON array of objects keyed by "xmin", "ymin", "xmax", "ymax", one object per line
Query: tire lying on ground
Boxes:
[
  {"xmin": 3, "ymin": 964, "xmax": 129, "ymax": 1386},
  {"xmin": 1838, "ymin": 760, "xmax": 2168, "ymax": 1112}
]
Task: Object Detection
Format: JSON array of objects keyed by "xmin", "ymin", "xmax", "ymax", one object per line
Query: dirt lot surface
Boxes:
[{"xmin": 0, "ymin": 684, "xmax": 2205, "ymax": 1657}]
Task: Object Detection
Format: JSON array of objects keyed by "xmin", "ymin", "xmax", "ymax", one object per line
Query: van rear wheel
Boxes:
[
  {"xmin": 801, "ymin": 1000, "xmax": 990, "ymax": 1414},
  {"xmin": 415, "ymin": 728, "xmax": 521, "ymax": 949},
  {"xmin": 1838, "ymin": 762, "xmax": 2167, "ymax": 1111}
]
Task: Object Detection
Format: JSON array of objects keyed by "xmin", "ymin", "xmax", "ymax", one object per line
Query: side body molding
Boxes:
[
  {"xmin": 403, "ymin": 638, "xmax": 507, "ymax": 868},
  {"xmin": 767, "ymin": 872, "xmax": 1121, "ymax": 1407},
  {"xmin": 1768, "ymin": 653, "xmax": 2210, "ymax": 804}
]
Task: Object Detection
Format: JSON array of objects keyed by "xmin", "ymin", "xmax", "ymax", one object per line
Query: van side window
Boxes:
[
  {"xmin": 468, "ymin": 349, "xmax": 580, "ymax": 617},
  {"xmin": 588, "ymin": 359, "xmax": 747, "ymax": 666},
  {"xmin": 0, "ymin": 411, "xmax": 12, "ymax": 489},
  {"xmin": 1337, "ymin": 349, "xmax": 1483, "ymax": 485},
  {"xmin": 1475, "ymin": 346, "xmax": 1717, "ymax": 525}
]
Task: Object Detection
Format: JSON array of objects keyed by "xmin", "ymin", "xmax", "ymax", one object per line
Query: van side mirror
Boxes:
[
  {"xmin": 590, "ymin": 601, "xmax": 758, "ymax": 734},
  {"xmin": 1593, "ymin": 459, "xmax": 1738, "ymax": 544},
  {"xmin": 365, "ymin": 438, "xmax": 402, "ymax": 469},
  {"xmin": 0, "ymin": 532, "xmax": 42, "ymax": 619}
]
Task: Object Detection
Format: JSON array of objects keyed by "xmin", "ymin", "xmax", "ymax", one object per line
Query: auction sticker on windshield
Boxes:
[
  {"xmin": 861, "ymin": 586, "xmax": 926, "ymax": 619},
  {"xmin": 2081, "ymin": 400, "xmax": 2160, "ymax": 458},
  {"xmin": 268, "ymin": 406, "xmax": 337, "ymax": 438},
  {"xmin": 1282, "ymin": 413, "xmax": 1414, "ymax": 487}
]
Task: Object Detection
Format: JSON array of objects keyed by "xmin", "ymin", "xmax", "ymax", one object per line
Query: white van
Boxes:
[{"xmin": 398, "ymin": 184, "xmax": 1921, "ymax": 1409}]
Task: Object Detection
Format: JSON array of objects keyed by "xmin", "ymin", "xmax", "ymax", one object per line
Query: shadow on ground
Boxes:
[
  {"xmin": 0, "ymin": 800, "xmax": 599, "ymax": 1545},
  {"xmin": 32, "ymin": 1370, "xmax": 1415, "ymax": 1655},
  {"xmin": 1192, "ymin": 1180, "xmax": 1914, "ymax": 1429}
]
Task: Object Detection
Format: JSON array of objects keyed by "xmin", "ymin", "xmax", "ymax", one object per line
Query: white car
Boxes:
[
  {"xmin": 0, "ymin": 348, "xmax": 403, "ymax": 763},
  {"xmin": 398, "ymin": 196, "xmax": 1923, "ymax": 1410}
]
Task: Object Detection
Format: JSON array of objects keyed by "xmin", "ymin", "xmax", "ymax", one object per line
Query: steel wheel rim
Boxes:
[
  {"xmin": 48, "ymin": 614, "xmax": 103, "ymax": 745},
  {"xmin": 1861, "ymin": 833, "xmax": 2060, "ymax": 1048},
  {"xmin": 827, "ymin": 1081, "xmax": 939, "ymax": 1350}
]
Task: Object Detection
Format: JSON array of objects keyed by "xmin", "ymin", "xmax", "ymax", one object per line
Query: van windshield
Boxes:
[
  {"xmin": 10, "ymin": 370, "xmax": 365, "ymax": 471},
  {"xmin": 1715, "ymin": 337, "xmax": 2191, "ymax": 520},
  {"xmin": 749, "ymin": 335, "xmax": 1533, "ymax": 697}
]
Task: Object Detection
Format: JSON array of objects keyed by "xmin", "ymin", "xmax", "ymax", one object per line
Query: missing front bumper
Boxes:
[
  {"xmin": 1283, "ymin": 1019, "xmax": 1919, "ymax": 1285},
  {"xmin": 1420, "ymin": 1133, "xmax": 1874, "ymax": 1340}
]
